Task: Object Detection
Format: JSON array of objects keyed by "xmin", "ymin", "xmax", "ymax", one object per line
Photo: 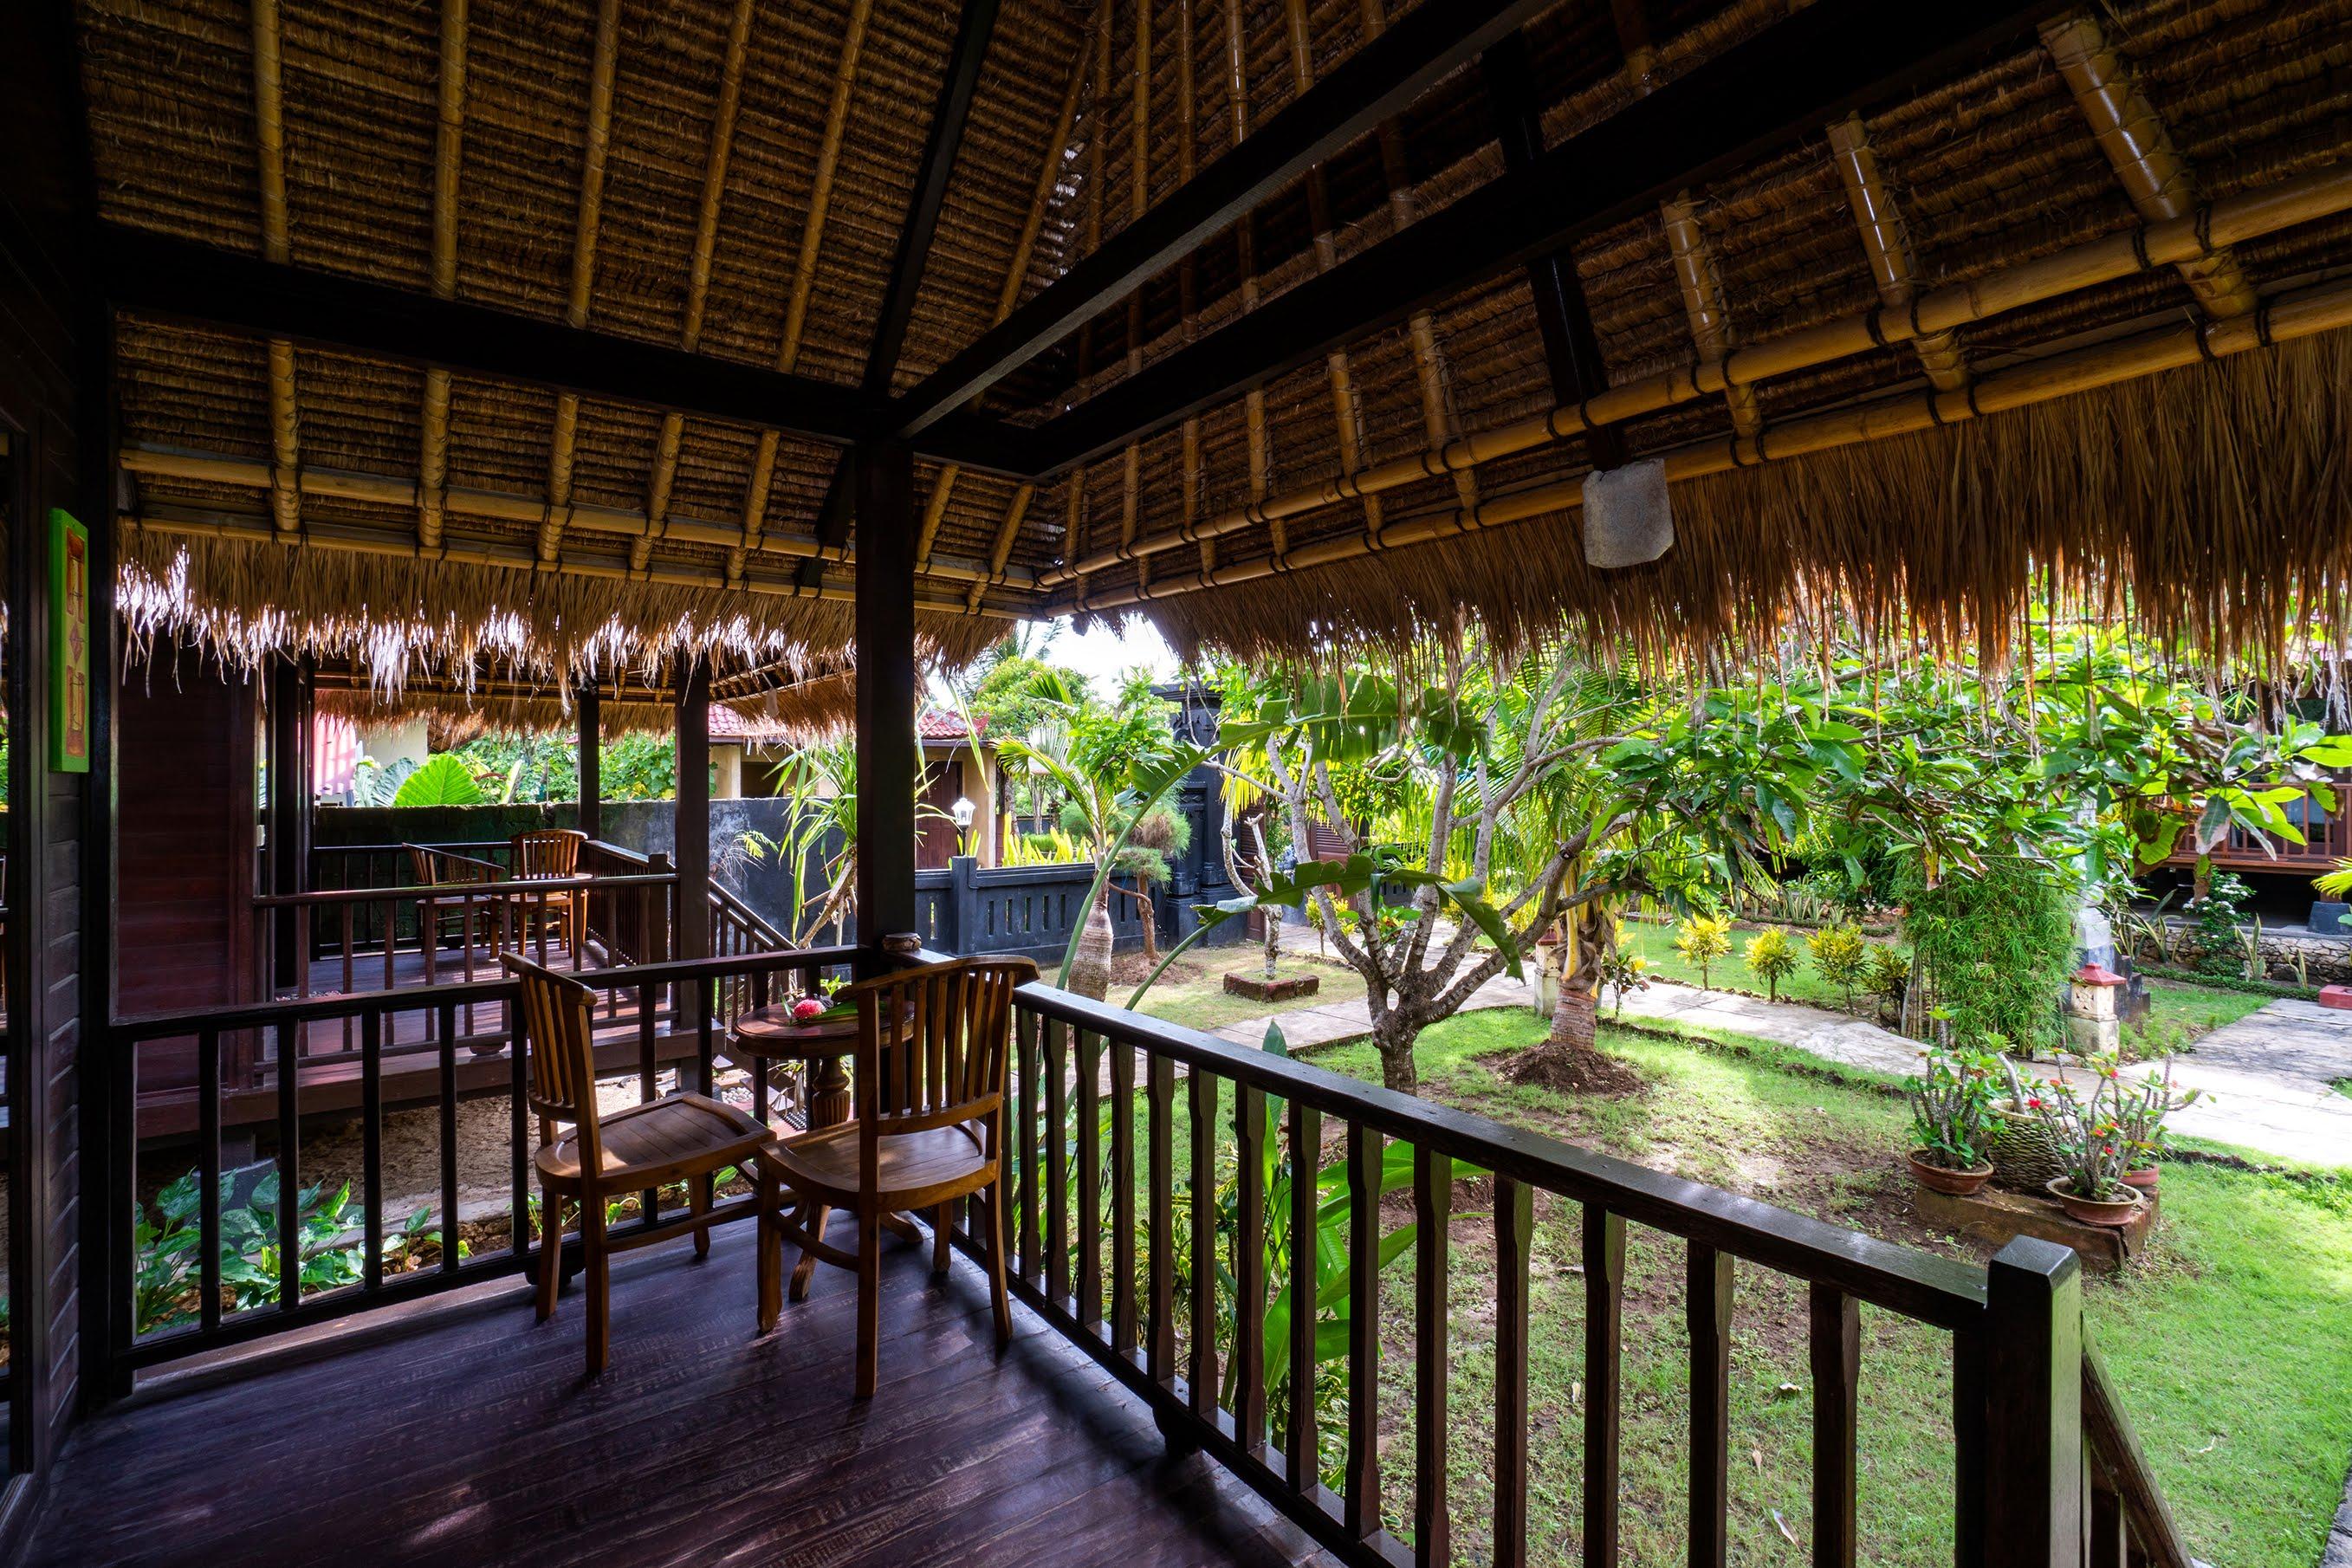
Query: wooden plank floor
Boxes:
[{"xmin": 23, "ymin": 1228, "xmax": 1327, "ymax": 1568}]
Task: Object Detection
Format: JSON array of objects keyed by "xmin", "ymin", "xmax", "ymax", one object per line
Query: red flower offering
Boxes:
[{"xmin": 792, "ymin": 997, "xmax": 825, "ymax": 1023}]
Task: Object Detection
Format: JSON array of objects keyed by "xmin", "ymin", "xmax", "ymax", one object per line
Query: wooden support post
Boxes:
[
  {"xmin": 266, "ymin": 653, "xmax": 313, "ymax": 990},
  {"xmin": 576, "ymin": 683, "xmax": 601, "ymax": 842},
  {"xmin": 1983, "ymin": 1238, "xmax": 2085, "ymax": 1568},
  {"xmin": 854, "ymin": 442, "xmax": 918, "ymax": 961},
  {"xmin": 674, "ymin": 658, "xmax": 711, "ymax": 981}
]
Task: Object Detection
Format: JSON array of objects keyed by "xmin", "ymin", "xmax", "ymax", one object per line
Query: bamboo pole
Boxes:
[
  {"xmin": 249, "ymin": 0, "xmax": 300, "ymax": 536},
  {"xmin": 914, "ymin": 468, "xmax": 960, "ymax": 567},
  {"xmin": 117, "ymin": 444, "xmax": 1040, "ymax": 590},
  {"xmin": 1069, "ymin": 1, "xmax": 1116, "ymax": 601},
  {"xmin": 617, "ymin": 0, "xmax": 755, "ymax": 580},
  {"xmin": 1660, "ymin": 192, "xmax": 1760, "ymax": 438},
  {"xmin": 1124, "ymin": 0, "xmax": 1154, "ymax": 594},
  {"xmin": 418, "ymin": 0, "xmax": 469, "ymax": 552},
  {"xmin": 738, "ymin": 0, "xmax": 875, "ymax": 571},
  {"xmin": 1176, "ymin": 0, "xmax": 1209, "ymax": 576},
  {"xmin": 128, "ymin": 509, "xmax": 1022, "ymax": 619},
  {"xmin": 1227, "ymin": 0, "xmax": 1275, "ymax": 558},
  {"xmin": 1826, "ymin": 113, "xmax": 1968, "ymax": 393},
  {"xmin": 966, "ymin": 483, "xmax": 1034, "ymax": 611},
  {"xmin": 1284, "ymin": 0, "xmax": 1382, "ymax": 543},
  {"xmin": 1059, "ymin": 275, "xmax": 2352, "ymax": 612},
  {"xmin": 1037, "ymin": 158, "xmax": 2352, "ymax": 586},
  {"xmin": 2040, "ymin": 11, "xmax": 2254, "ymax": 320},
  {"xmin": 539, "ymin": 0, "xmax": 622, "ymax": 565}
]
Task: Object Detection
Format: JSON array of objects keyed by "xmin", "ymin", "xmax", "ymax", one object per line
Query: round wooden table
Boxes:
[{"xmin": 727, "ymin": 1001, "xmax": 922, "ymax": 1299}]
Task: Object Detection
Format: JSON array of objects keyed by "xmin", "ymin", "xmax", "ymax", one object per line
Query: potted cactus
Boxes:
[
  {"xmin": 1904, "ymin": 1046, "xmax": 1998, "ymax": 1195},
  {"xmin": 2115, "ymin": 1060, "xmax": 2203, "ymax": 1193},
  {"xmin": 2025, "ymin": 1055, "xmax": 2147, "ymax": 1226}
]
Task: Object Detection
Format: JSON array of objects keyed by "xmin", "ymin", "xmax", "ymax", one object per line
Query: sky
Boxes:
[{"xmin": 1021, "ymin": 614, "xmax": 1177, "ymax": 692}]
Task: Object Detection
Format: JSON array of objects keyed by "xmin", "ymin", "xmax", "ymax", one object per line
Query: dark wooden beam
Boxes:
[
  {"xmin": 1481, "ymin": 32, "xmax": 1627, "ymax": 469},
  {"xmin": 94, "ymin": 225, "xmax": 1042, "ymax": 478},
  {"xmin": 891, "ymin": 0, "xmax": 1555, "ymax": 436},
  {"xmin": 266, "ymin": 654, "xmax": 314, "ymax": 991},
  {"xmin": 1020, "ymin": 0, "xmax": 2062, "ymax": 473},
  {"xmin": 674, "ymin": 660, "xmax": 711, "ymax": 974},
  {"xmin": 576, "ymin": 684, "xmax": 602, "ymax": 843},
  {"xmin": 852, "ymin": 443, "xmax": 918, "ymax": 955}
]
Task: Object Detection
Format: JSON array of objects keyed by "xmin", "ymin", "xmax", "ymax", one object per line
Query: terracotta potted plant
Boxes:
[
  {"xmin": 2025, "ymin": 1056, "xmax": 2146, "ymax": 1227},
  {"xmin": 2114, "ymin": 1059, "xmax": 2203, "ymax": 1194},
  {"xmin": 1904, "ymin": 1045, "xmax": 1997, "ymax": 1196}
]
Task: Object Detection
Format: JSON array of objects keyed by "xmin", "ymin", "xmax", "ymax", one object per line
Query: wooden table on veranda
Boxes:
[{"xmin": 727, "ymin": 1002, "xmax": 924, "ymax": 1299}]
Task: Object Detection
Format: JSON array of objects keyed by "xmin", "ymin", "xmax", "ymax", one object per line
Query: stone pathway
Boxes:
[{"xmin": 1205, "ymin": 969, "xmax": 2352, "ymax": 1168}]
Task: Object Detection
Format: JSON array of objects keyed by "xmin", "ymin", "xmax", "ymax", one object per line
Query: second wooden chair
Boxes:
[{"xmin": 756, "ymin": 956, "xmax": 1036, "ymax": 1396}]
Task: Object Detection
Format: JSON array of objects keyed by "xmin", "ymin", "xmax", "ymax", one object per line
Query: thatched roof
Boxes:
[{"xmin": 74, "ymin": 0, "xmax": 2352, "ymax": 680}]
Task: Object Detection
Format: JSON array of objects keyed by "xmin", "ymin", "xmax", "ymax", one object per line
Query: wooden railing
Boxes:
[
  {"xmin": 103, "ymin": 944, "xmax": 2188, "ymax": 1568},
  {"xmin": 936, "ymin": 970, "xmax": 2189, "ymax": 1568},
  {"xmin": 104, "ymin": 947, "xmax": 855, "ymax": 1380}
]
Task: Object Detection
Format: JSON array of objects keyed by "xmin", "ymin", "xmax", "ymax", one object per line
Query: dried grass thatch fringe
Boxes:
[
  {"xmin": 1141, "ymin": 330, "xmax": 2352, "ymax": 674},
  {"xmin": 118, "ymin": 528, "xmax": 1002, "ymax": 696},
  {"xmin": 313, "ymin": 664, "xmax": 863, "ymax": 743}
]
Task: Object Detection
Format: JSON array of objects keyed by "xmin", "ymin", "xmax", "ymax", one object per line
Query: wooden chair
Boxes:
[
  {"xmin": 757, "ymin": 955, "xmax": 1037, "ymax": 1396},
  {"xmin": 505, "ymin": 952, "xmax": 774, "ymax": 1373},
  {"xmin": 507, "ymin": 828, "xmax": 587, "ymax": 956},
  {"xmin": 405, "ymin": 843, "xmax": 505, "ymax": 980}
]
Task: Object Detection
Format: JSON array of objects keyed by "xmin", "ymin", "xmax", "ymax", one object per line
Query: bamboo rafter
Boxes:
[
  {"xmin": 1175, "ymin": 0, "xmax": 1208, "ymax": 575},
  {"xmin": 1060, "ymin": 274, "xmax": 2352, "ymax": 613},
  {"xmin": 966, "ymin": 483, "xmax": 1033, "ymax": 612},
  {"xmin": 2040, "ymin": 10, "xmax": 2255, "ymax": 321},
  {"xmin": 1037, "ymin": 159, "xmax": 2352, "ymax": 587},
  {"xmin": 1123, "ymin": 0, "xmax": 1154, "ymax": 594},
  {"xmin": 738, "ymin": 0, "xmax": 875, "ymax": 574},
  {"xmin": 1226, "ymin": 0, "xmax": 1273, "ymax": 559},
  {"xmin": 538, "ymin": 0, "xmax": 623, "ymax": 565},
  {"xmin": 417, "ymin": 0, "xmax": 469, "ymax": 552},
  {"xmin": 1068, "ymin": 0, "xmax": 1116, "ymax": 600},
  {"xmin": 636, "ymin": 0, "xmax": 757, "ymax": 580},
  {"xmin": 249, "ymin": 0, "xmax": 300, "ymax": 536},
  {"xmin": 1613, "ymin": 0, "xmax": 1656, "ymax": 93},
  {"xmin": 1826, "ymin": 113, "xmax": 1968, "ymax": 393},
  {"xmin": 920, "ymin": 5, "xmax": 1096, "ymax": 577},
  {"xmin": 1660, "ymin": 191, "xmax": 1760, "ymax": 438},
  {"xmin": 120, "ymin": 444, "xmax": 1041, "ymax": 592}
]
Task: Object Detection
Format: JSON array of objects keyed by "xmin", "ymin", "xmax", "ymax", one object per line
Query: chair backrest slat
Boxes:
[
  {"xmin": 845, "ymin": 957, "xmax": 1033, "ymax": 1143},
  {"xmin": 512, "ymin": 829, "xmax": 586, "ymax": 881},
  {"xmin": 505, "ymin": 953, "xmax": 602, "ymax": 1163}
]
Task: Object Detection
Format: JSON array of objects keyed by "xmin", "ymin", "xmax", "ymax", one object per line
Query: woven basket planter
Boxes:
[{"xmin": 1986, "ymin": 1107, "xmax": 2068, "ymax": 1192}]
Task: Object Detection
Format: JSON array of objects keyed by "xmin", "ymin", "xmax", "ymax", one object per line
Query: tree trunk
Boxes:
[
  {"xmin": 1069, "ymin": 900, "xmax": 1115, "ymax": 1001},
  {"xmin": 1370, "ymin": 1011, "xmax": 1420, "ymax": 1097},
  {"xmin": 1262, "ymin": 906, "xmax": 1281, "ymax": 982},
  {"xmin": 1133, "ymin": 880, "xmax": 1159, "ymax": 964},
  {"xmin": 1507, "ymin": 905, "xmax": 1641, "ymax": 1096}
]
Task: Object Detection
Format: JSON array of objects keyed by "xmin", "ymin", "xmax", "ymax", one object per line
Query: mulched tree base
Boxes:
[
  {"xmin": 1501, "ymin": 1040, "xmax": 1644, "ymax": 1098},
  {"xmin": 1222, "ymin": 971, "xmax": 1320, "ymax": 1002}
]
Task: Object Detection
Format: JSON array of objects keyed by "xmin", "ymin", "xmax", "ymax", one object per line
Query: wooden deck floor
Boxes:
[{"xmin": 23, "ymin": 1228, "xmax": 1325, "ymax": 1568}]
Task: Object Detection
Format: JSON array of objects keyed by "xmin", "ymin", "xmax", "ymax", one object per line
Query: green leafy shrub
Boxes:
[
  {"xmin": 1742, "ymin": 927, "xmax": 1799, "ymax": 1001},
  {"xmin": 1863, "ymin": 944, "xmax": 1913, "ymax": 1022},
  {"xmin": 1673, "ymin": 914, "xmax": 1733, "ymax": 989},
  {"xmin": 1899, "ymin": 857, "xmax": 2077, "ymax": 1056},
  {"xmin": 1806, "ymin": 923, "xmax": 1870, "ymax": 1014},
  {"xmin": 2189, "ymin": 872, "xmax": 2252, "ymax": 978}
]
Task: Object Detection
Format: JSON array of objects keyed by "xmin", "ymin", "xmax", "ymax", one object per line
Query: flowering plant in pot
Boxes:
[
  {"xmin": 1904, "ymin": 1046, "xmax": 1999, "ymax": 1195},
  {"xmin": 2113, "ymin": 1060, "xmax": 2204, "ymax": 1192},
  {"xmin": 2025, "ymin": 1056, "xmax": 2144, "ymax": 1226}
]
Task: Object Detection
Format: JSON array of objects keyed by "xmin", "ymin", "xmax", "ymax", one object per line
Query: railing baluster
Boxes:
[
  {"xmin": 340, "ymin": 902, "xmax": 354, "ymax": 1053},
  {"xmin": 1811, "ymin": 1284, "xmax": 1860, "ymax": 1568},
  {"xmin": 1495, "ymin": 1176, "xmax": 1534, "ymax": 1568},
  {"xmin": 463, "ymin": 891, "xmax": 478, "ymax": 1033},
  {"xmin": 1584, "ymin": 1205, "xmax": 1626, "ymax": 1568},
  {"xmin": 381, "ymin": 898, "xmax": 395, "ymax": 994},
  {"xmin": 1076, "ymin": 1027, "xmax": 1103, "ymax": 1332},
  {"xmin": 275, "ymin": 1019, "xmax": 300, "ymax": 1311},
  {"xmin": 198, "ymin": 1027, "xmax": 224, "ymax": 1332},
  {"xmin": 1044, "ymin": 1017, "xmax": 1069, "ymax": 1305},
  {"xmin": 361, "ymin": 1010, "xmax": 384, "ymax": 1293},
  {"xmin": 1187, "ymin": 1067, "xmax": 1219, "ymax": 1421},
  {"xmin": 439, "ymin": 1001, "xmax": 461, "ymax": 1276},
  {"xmin": 1110, "ymin": 1036, "xmax": 1137, "ymax": 1356},
  {"xmin": 1688, "ymin": 1241, "xmax": 1735, "ymax": 1568},
  {"xmin": 1234, "ymin": 1081, "xmax": 1267, "ymax": 1452},
  {"xmin": 1145, "ymin": 1052, "xmax": 1175, "ymax": 1386},
  {"xmin": 509, "ymin": 1005, "xmax": 531, "ymax": 1264},
  {"xmin": 638, "ymin": 981, "xmax": 659, "ymax": 1230},
  {"xmin": 1413, "ymin": 1145, "xmax": 1451, "ymax": 1567},
  {"xmin": 1953, "ymin": 1326, "xmax": 1988, "ymax": 1568},
  {"xmin": 1344, "ymin": 1120, "xmax": 1382, "ymax": 1538},
  {"xmin": 1285, "ymin": 1098, "xmax": 1321, "ymax": 1489},
  {"xmin": 1017, "ymin": 1008, "xmax": 1040, "ymax": 1284},
  {"xmin": 697, "ymin": 976, "xmax": 716, "ymax": 1096}
]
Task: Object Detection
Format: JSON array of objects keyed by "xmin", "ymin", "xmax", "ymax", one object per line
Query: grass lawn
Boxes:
[
  {"xmin": 1623, "ymin": 917, "xmax": 2272, "ymax": 1051},
  {"xmin": 1111, "ymin": 1008, "xmax": 2350, "ymax": 1568}
]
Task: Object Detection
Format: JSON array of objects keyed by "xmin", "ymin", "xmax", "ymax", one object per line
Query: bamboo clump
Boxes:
[{"xmin": 1040, "ymin": 159, "xmax": 2352, "ymax": 587}]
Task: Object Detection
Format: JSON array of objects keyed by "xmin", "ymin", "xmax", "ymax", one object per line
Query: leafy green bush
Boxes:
[
  {"xmin": 2189, "ymin": 871, "xmax": 2252, "ymax": 978},
  {"xmin": 1864, "ymin": 944, "xmax": 1913, "ymax": 1021},
  {"xmin": 1673, "ymin": 914, "xmax": 1733, "ymax": 989},
  {"xmin": 1742, "ymin": 927, "xmax": 1799, "ymax": 1001},
  {"xmin": 1899, "ymin": 857, "xmax": 2077, "ymax": 1056},
  {"xmin": 1806, "ymin": 924, "xmax": 1870, "ymax": 1014}
]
